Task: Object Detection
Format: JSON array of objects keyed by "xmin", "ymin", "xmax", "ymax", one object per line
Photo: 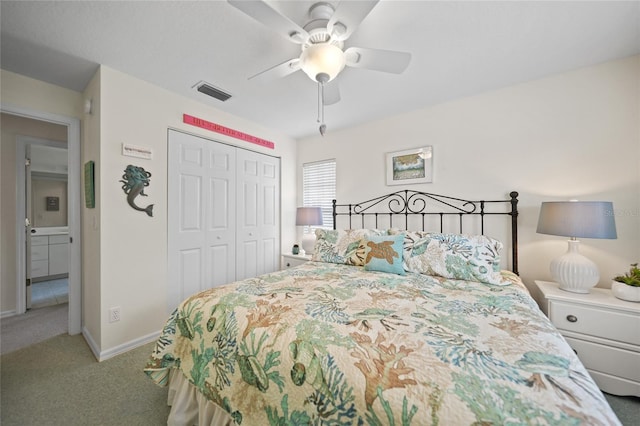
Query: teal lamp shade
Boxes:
[{"xmin": 537, "ymin": 201, "xmax": 617, "ymax": 293}]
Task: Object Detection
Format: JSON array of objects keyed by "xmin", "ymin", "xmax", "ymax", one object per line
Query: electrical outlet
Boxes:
[{"xmin": 109, "ymin": 306, "xmax": 121, "ymax": 323}]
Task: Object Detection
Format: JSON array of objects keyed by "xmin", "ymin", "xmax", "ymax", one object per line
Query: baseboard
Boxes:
[
  {"xmin": 1, "ymin": 310, "xmax": 17, "ymax": 318},
  {"xmin": 82, "ymin": 327, "xmax": 161, "ymax": 362},
  {"xmin": 82, "ymin": 327, "xmax": 101, "ymax": 361}
]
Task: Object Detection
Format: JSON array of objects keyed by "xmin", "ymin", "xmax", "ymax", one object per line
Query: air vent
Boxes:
[{"xmin": 193, "ymin": 81, "xmax": 232, "ymax": 102}]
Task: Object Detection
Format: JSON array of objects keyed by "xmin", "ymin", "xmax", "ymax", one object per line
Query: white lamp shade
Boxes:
[
  {"xmin": 300, "ymin": 43, "xmax": 346, "ymax": 82},
  {"xmin": 296, "ymin": 207, "xmax": 323, "ymax": 226}
]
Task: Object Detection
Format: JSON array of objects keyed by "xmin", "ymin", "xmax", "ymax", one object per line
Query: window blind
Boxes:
[{"xmin": 302, "ymin": 159, "xmax": 336, "ymax": 232}]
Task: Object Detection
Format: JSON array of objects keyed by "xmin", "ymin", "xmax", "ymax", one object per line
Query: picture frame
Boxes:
[
  {"xmin": 84, "ymin": 160, "xmax": 95, "ymax": 208},
  {"xmin": 386, "ymin": 146, "xmax": 433, "ymax": 186}
]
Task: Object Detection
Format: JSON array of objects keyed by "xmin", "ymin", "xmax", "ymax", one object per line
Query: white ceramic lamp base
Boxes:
[
  {"xmin": 301, "ymin": 233, "xmax": 316, "ymax": 255},
  {"xmin": 551, "ymin": 239, "xmax": 599, "ymax": 293}
]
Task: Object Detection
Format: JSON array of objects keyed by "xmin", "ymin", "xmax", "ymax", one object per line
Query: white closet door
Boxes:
[
  {"xmin": 236, "ymin": 149, "xmax": 280, "ymax": 280},
  {"xmin": 167, "ymin": 130, "xmax": 236, "ymax": 312}
]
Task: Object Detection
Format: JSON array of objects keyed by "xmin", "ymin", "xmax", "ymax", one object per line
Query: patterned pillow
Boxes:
[
  {"xmin": 401, "ymin": 231, "xmax": 509, "ymax": 285},
  {"xmin": 363, "ymin": 234, "xmax": 406, "ymax": 275},
  {"xmin": 312, "ymin": 229, "xmax": 387, "ymax": 265}
]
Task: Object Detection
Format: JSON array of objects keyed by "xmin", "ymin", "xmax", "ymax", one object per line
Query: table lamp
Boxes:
[
  {"xmin": 536, "ymin": 201, "xmax": 617, "ymax": 293},
  {"xmin": 296, "ymin": 207, "xmax": 323, "ymax": 255}
]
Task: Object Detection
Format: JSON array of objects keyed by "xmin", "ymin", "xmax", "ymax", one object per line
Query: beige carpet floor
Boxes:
[
  {"xmin": 1, "ymin": 334, "xmax": 170, "ymax": 425},
  {"xmin": 1, "ymin": 302, "xmax": 68, "ymax": 355}
]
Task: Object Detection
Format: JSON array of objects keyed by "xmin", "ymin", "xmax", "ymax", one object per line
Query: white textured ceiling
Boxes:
[{"xmin": 2, "ymin": 1, "xmax": 639, "ymax": 139}]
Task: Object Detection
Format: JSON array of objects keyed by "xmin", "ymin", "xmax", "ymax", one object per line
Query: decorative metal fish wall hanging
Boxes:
[{"xmin": 120, "ymin": 165, "xmax": 154, "ymax": 217}]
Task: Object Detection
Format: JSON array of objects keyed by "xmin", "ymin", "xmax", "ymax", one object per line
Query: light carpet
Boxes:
[
  {"xmin": 1, "ymin": 302, "xmax": 68, "ymax": 355},
  {"xmin": 1, "ymin": 334, "xmax": 170, "ymax": 425}
]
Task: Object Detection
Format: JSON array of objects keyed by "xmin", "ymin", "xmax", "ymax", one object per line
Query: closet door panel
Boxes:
[
  {"xmin": 209, "ymin": 244, "xmax": 232, "ymax": 288},
  {"xmin": 207, "ymin": 144, "xmax": 236, "ymax": 288},
  {"xmin": 237, "ymin": 178, "xmax": 259, "ymax": 280},
  {"xmin": 237, "ymin": 149, "xmax": 280, "ymax": 278},
  {"xmin": 179, "ymin": 248, "xmax": 202, "ymax": 302},
  {"xmin": 258, "ymin": 156, "xmax": 280, "ymax": 276},
  {"xmin": 168, "ymin": 131, "xmax": 236, "ymax": 312},
  {"xmin": 169, "ymin": 133, "xmax": 207, "ymax": 311}
]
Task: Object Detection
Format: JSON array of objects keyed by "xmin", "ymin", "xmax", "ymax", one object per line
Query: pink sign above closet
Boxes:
[{"xmin": 183, "ymin": 114, "xmax": 275, "ymax": 149}]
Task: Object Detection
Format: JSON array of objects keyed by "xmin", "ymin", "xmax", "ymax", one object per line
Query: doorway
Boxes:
[
  {"xmin": 1, "ymin": 105, "xmax": 81, "ymax": 335},
  {"xmin": 21, "ymin": 140, "xmax": 69, "ymax": 310}
]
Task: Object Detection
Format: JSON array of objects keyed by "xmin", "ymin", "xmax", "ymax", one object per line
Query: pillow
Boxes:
[
  {"xmin": 312, "ymin": 229, "xmax": 386, "ymax": 265},
  {"xmin": 363, "ymin": 234, "xmax": 406, "ymax": 275},
  {"xmin": 401, "ymin": 231, "xmax": 509, "ymax": 285}
]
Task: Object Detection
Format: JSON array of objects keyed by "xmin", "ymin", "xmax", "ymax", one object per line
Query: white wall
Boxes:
[
  {"xmin": 91, "ymin": 66, "xmax": 298, "ymax": 358},
  {"xmin": 297, "ymin": 55, "xmax": 640, "ymax": 304}
]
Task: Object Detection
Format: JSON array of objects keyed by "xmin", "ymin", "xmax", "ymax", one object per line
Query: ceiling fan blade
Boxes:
[
  {"xmin": 228, "ymin": 0, "xmax": 309, "ymax": 43},
  {"xmin": 249, "ymin": 58, "xmax": 300, "ymax": 81},
  {"xmin": 327, "ymin": 0, "xmax": 379, "ymax": 41},
  {"xmin": 344, "ymin": 47, "xmax": 411, "ymax": 74},
  {"xmin": 323, "ymin": 80, "xmax": 341, "ymax": 105}
]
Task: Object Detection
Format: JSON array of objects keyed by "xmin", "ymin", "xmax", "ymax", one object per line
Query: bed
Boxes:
[{"xmin": 145, "ymin": 190, "xmax": 620, "ymax": 425}]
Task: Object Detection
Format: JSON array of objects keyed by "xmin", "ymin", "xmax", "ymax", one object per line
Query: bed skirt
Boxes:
[{"xmin": 167, "ymin": 369, "xmax": 234, "ymax": 426}]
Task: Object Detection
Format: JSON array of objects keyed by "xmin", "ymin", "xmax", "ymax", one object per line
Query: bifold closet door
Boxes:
[
  {"xmin": 167, "ymin": 130, "xmax": 236, "ymax": 312},
  {"xmin": 236, "ymin": 149, "xmax": 280, "ymax": 280}
]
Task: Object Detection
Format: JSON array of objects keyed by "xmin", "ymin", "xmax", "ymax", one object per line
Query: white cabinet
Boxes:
[
  {"xmin": 535, "ymin": 280, "xmax": 640, "ymax": 397},
  {"xmin": 281, "ymin": 253, "xmax": 311, "ymax": 270},
  {"xmin": 48, "ymin": 235, "xmax": 69, "ymax": 276},
  {"xmin": 168, "ymin": 130, "xmax": 281, "ymax": 311},
  {"xmin": 31, "ymin": 234, "xmax": 69, "ymax": 279},
  {"xmin": 31, "ymin": 236, "xmax": 49, "ymax": 278}
]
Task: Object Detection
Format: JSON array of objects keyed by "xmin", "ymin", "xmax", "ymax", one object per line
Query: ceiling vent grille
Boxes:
[{"xmin": 194, "ymin": 81, "xmax": 232, "ymax": 102}]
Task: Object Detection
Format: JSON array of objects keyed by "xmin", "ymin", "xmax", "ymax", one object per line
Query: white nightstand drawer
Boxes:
[
  {"xmin": 282, "ymin": 257, "xmax": 307, "ymax": 269},
  {"xmin": 565, "ymin": 336, "xmax": 640, "ymax": 382},
  {"xmin": 549, "ymin": 301, "xmax": 640, "ymax": 346},
  {"xmin": 281, "ymin": 253, "xmax": 311, "ymax": 270}
]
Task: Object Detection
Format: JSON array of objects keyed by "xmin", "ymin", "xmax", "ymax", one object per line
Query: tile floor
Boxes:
[{"xmin": 31, "ymin": 278, "xmax": 68, "ymax": 309}]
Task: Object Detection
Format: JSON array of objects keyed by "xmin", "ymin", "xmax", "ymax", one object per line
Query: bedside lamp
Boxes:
[
  {"xmin": 296, "ymin": 207, "xmax": 323, "ymax": 255},
  {"xmin": 536, "ymin": 201, "xmax": 617, "ymax": 293}
]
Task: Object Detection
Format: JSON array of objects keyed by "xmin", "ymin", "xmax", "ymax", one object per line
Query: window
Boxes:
[{"xmin": 302, "ymin": 159, "xmax": 336, "ymax": 232}]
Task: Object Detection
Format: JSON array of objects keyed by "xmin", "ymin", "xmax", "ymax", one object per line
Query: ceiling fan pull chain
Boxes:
[
  {"xmin": 318, "ymin": 81, "xmax": 327, "ymax": 136},
  {"xmin": 321, "ymin": 82, "xmax": 325, "ymax": 124},
  {"xmin": 317, "ymin": 81, "xmax": 321, "ymax": 123}
]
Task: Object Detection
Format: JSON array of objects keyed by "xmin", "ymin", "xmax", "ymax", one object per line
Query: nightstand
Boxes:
[
  {"xmin": 535, "ymin": 280, "xmax": 640, "ymax": 397},
  {"xmin": 281, "ymin": 252, "xmax": 312, "ymax": 270}
]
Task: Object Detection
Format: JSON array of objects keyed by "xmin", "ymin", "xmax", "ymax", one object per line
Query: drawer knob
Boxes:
[
  {"xmin": 286, "ymin": 263, "xmax": 291, "ymax": 267},
  {"xmin": 566, "ymin": 315, "xmax": 578, "ymax": 323}
]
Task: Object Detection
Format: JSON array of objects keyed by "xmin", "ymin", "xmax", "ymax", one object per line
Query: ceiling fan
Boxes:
[{"xmin": 228, "ymin": 0, "xmax": 412, "ymax": 135}]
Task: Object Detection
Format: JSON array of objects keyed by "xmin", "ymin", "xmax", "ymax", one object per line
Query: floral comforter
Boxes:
[{"xmin": 145, "ymin": 262, "xmax": 618, "ymax": 425}]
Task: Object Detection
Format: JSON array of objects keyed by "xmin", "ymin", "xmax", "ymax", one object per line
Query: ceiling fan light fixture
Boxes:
[{"xmin": 300, "ymin": 43, "xmax": 346, "ymax": 82}]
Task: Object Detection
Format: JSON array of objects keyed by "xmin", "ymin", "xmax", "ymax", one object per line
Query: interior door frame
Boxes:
[
  {"xmin": 17, "ymin": 136, "xmax": 67, "ymax": 309},
  {"xmin": 4, "ymin": 103, "xmax": 82, "ymax": 335}
]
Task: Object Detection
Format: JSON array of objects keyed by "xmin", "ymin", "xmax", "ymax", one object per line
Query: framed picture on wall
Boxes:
[
  {"xmin": 386, "ymin": 146, "xmax": 433, "ymax": 185},
  {"xmin": 84, "ymin": 160, "xmax": 95, "ymax": 208}
]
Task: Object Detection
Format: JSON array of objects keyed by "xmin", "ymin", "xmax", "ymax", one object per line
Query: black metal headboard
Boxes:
[{"xmin": 332, "ymin": 190, "xmax": 519, "ymax": 275}]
